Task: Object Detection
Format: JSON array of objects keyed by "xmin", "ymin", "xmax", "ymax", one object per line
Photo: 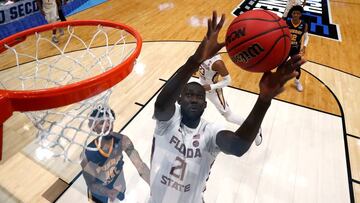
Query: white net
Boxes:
[
  {"xmin": 0, "ymin": 23, "xmax": 138, "ymax": 162},
  {"xmin": 29, "ymin": 92, "xmax": 114, "ymax": 162}
]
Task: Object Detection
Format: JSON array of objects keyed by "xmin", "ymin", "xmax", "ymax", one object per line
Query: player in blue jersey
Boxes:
[
  {"xmin": 81, "ymin": 105, "xmax": 150, "ymax": 203},
  {"xmin": 287, "ymin": 5, "xmax": 309, "ymax": 92}
]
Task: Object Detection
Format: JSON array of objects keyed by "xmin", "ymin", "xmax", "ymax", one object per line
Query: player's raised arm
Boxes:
[
  {"xmin": 216, "ymin": 55, "xmax": 305, "ymax": 156},
  {"xmin": 154, "ymin": 11, "xmax": 225, "ymax": 121}
]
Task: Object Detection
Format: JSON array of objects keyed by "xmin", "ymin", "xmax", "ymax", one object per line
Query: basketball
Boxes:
[{"xmin": 225, "ymin": 9, "xmax": 291, "ymax": 72}]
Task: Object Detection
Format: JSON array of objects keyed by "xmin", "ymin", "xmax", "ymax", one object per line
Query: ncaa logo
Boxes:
[{"xmin": 232, "ymin": 0, "xmax": 341, "ymax": 41}]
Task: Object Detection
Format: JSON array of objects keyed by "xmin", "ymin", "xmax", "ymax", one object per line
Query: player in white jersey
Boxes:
[
  {"xmin": 283, "ymin": 0, "xmax": 306, "ymax": 18},
  {"xmin": 151, "ymin": 102, "xmax": 223, "ymax": 202},
  {"xmin": 36, "ymin": 0, "xmax": 63, "ymax": 43},
  {"xmin": 198, "ymin": 54, "xmax": 262, "ymax": 146},
  {"xmin": 150, "ymin": 11, "xmax": 305, "ymax": 203}
]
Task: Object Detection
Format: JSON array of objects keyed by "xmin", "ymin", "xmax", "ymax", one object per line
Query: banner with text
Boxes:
[{"xmin": 0, "ymin": 0, "xmax": 39, "ymax": 25}]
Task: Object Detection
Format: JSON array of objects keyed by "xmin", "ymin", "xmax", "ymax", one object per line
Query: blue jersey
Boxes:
[
  {"xmin": 287, "ymin": 19, "xmax": 306, "ymax": 51},
  {"xmin": 85, "ymin": 136, "xmax": 126, "ymax": 192}
]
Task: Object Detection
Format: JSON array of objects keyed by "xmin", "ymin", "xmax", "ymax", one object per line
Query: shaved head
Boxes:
[{"xmin": 181, "ymin": 82, "xmax": 206, "ymax": 97}]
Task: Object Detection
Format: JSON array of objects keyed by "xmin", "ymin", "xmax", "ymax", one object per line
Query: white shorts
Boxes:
[
  {"xmin": 44, "ymin": 7, "xmax": 58, "ymax": 23},
  {"xmin": 206, "ymin": 88, "xmax": 230, "ymax": 115}
]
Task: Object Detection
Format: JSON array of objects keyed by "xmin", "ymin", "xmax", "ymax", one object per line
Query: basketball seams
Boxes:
[
  {"xmin": 226, "ymin": 10, "xmax": 292, "ymax": 72},
  {"xmin": 227, "ymin": 26, "xmax": 288, "ymax": 52},
  {"xmin": 248, "ymin": 34, "xmax": 291, "ymax": 71},
  {"xmin": 230, "ymin": 18, "xmax": 281, "ymax": 25},
  {"xmin": 262, "ymin": 10, "xmax": 290, "ymax": 64},
  {"xmin": 262, "ymin": 10, "xmax": 279, "ymax": 19}
]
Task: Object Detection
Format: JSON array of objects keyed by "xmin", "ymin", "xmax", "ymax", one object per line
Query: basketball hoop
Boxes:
[{"xmin": 0, "ymin": 20, "xmax": 142, "ymax": 161}]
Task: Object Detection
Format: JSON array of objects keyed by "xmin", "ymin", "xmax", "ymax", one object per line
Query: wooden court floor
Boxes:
[{"xmin": 0, "ymin": 0, "xmax": 359, "ymax": 202}]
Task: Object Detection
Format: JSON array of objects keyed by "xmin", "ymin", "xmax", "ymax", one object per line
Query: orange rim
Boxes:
[{"xmin": 0, "ymin": 20, "xmax": 142, "ymax": 123}]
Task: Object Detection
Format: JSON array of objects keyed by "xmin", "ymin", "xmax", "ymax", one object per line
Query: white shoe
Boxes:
[
  {"xmin": 52, "ymin": 35, "xmax": 59, "ymax": 43},
  {"xmin": 255, "ymin": 133, "xmax": 262, "ymax": 146},
  {"xmin": 295, "ymin": 79, "xmax": 303, "ymax": 92}
]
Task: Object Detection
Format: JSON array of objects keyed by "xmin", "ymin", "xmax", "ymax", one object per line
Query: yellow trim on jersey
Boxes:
[
  {"xmin": 291, "ymin": 19, "xmax": 302, "ymax": 28},
  {"xmin": 95, "ymin": 138, "xmax": 114, "ymax": 158}
]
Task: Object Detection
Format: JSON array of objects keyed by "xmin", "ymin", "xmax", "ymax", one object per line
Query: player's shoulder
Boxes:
[
  {"xmin": 302, "ymin": 21, "xmax": 309, "ymax": 28},
  {"xmin": 300, "ymin": 20, "xmax": 307, "ymax": 27},
  {"xmin": 156, "ymin": 103, "xmax": 181, "ymax": 123},
  {"xmin": 84, "ymin": 141, "xmax": 99, "ymax": 160},
  {"xmin": 212, "ymin": 54, "xmax": 222, "ymax": 61},
  {"xmin": 286, "ymin": 18, "xmax": 292, "ymax": 25},
  {"xmin": 154, "ymin": 104, "xmax": 181, "ymax": 137},
  {"xmin": 114, "ymin": 133, "xmax": 134, "ymax": 151},
  {"xmin": 201, "ymin": 119, "xmax": 225, "ymax": 135},
  {"xmin": 111, "ymin": 132, "xmax": 123, "ymax": 139},
  {"xmin": 111, "ymin": 132, "xmax": 128, "ymax": 144}
]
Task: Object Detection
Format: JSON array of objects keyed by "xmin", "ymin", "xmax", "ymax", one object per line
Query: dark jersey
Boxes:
[
  {"xmin": 287, "ymin": 19, "xmax": 306, "ymax": 55},
  {"xmin": 85, "ymin": 136, "xmax": 125, "ymax": 190}
]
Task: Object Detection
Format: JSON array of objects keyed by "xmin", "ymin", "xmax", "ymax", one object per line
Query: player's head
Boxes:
[
  {"xmin": 178, "ymin": 82, "xmax": 207, "ymax": 121},
  {"xmin": 290, "ymin": 5, "xmax": 304, "ymax": 20},
  {"xmin": 88, "ymin": 105, "xmax": 115, "ymax": 135}
]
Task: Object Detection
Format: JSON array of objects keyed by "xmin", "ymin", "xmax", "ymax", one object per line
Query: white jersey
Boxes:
[
  {"xmin": 150, "ymin": 104, "xmax": 223, "ymax": 203},
  {"xmin": 42, "ymin": 0, "xmax": 58, "ymax": 23},
  {"xmin": 42, "ymin": 0, "xmax": 57, "ymax": 10},
  {"xmin": 199, "ymin": 54, "xmax": 222, "ymax": 86},
  {"xmin": 198, "ymin": 54, "xmax": 230, "ymax": 114}
]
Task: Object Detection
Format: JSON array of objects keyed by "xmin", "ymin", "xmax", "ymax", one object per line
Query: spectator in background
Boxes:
[{"xmin": 36, "ymin": 0, "xmax": 64, "ymax": 43}]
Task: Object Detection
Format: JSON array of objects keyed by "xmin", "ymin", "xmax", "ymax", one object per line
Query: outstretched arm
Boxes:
[
  {"xmin": 154, "ymin": 11, "xmax": 226, "ymax": 121},
  {"xmin": 216, "ymin": 55, "xmax": 306, "ymax": 156},
  {"xmin": 122, "ymin": 135, "xmax": 150, "ymax": 185}
]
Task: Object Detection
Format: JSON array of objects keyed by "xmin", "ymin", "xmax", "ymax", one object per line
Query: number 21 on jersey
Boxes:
[{"xmin": 170, "ymin": 156, "xmax": 187, "ymax": 181}]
